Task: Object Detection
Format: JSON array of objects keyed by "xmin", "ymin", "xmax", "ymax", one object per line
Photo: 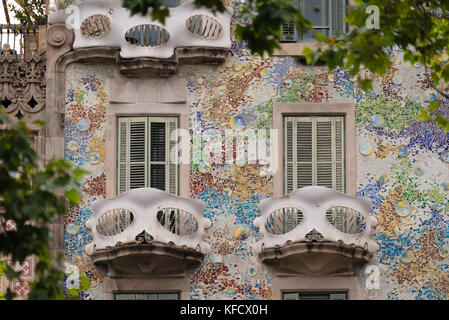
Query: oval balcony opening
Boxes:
[
  {"xmin": 157, "ymin": 207, "xmax": 199, "ymax": 236},
  {"xmin": 96, "ymin": 208, "xmax": 134, "ymax": 236},
  {"xmin": 81, "ymin": 14, "xmax": 111, "ymax": 38},
  {"xmin": 265, "ymin": 207, "xmax": 304, "ymax": 235},
  {"xmin": 125, "ymin": 24, "xmax": 170, "ymax": 48},
  {"xmin": 325, "ymin": 206, "xmax": 366, "ymax": 234},
  {"xmin": 186, "ymin": 15, "xmax": 223, "ymax": 39}
]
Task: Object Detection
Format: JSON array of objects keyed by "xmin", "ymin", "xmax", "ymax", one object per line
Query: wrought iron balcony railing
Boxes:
[{"xmin": 0, "ymin": 24, "xmax": 42, "ymax": 59}]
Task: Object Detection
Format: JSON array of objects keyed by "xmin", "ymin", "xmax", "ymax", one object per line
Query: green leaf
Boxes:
[
  {"xmin": 5, "ymin": 264, "xmax": 21, "ymax": 281},
  {"xmin": 418, "ymin": 109, "xmax": 431, "ymax": 121}
]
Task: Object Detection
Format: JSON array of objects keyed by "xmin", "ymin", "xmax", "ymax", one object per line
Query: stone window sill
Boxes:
[{"xmin": 273, "ymin": 42, "xmax": 327, "ymax": 56}]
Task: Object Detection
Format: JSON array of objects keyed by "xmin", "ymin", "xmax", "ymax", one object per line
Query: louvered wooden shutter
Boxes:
[
  {"xmin": 118, "ymin": 116, "xmax": 178, "ymax": 195},
  {"xmin": 117, "ymin": 117, "xmax": 148, "ymax": 194},
  {"xmin": 281, "ymin": 21, "xmax": 298, "ymax": 42},
  {"xmin": 149, "ymin": 118, "xmax": 166, "ymax": 191},
  {"xmin": 316, "ymin": 118, "xmax": 333, "ymax": 189},
  {"xmin": 284, "ymin": 116, "xmax": 345, "ymax": 193},
  {"xmin": 284, "ymin": 118, "xmax": 295, "ymax": 193},
  {"xmin": 148, "ymin": 117, "xmax": 178, "ymax": 194},
  {"xmin": 331, "ymin": 0, "xmax": 346, "ymax": 36},
  {"xmin": 167, "ymin": 117, "xmax": 179, "ymax": 195},
  {"xmin": 296, "ymin": 118, "xmax": 313, "ymax": 190}
]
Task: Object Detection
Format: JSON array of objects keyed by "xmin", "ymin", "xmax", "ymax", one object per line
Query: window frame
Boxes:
[
  {"xmin": 280, "ymin": 0, "xmax": 334, "ymax": 43},
  {"xmin": 116, "ymin": 116, "xmax": 179, "ymax": 195},
  {"xmin": 105, "ymin": 78, "xmax": 190, "ymax": 199},
  {"xmin": 272, "ymin": 276, "xmax": 359, "ymax": 300},
  {"xmin": 283, "ymin": 115, "xmax": 346, "ymax": 194},
  {"xmin": 274, "ymin": 0, "xmax": 355, "ymax": 56},
  {"xmin": 272, "ymin": 102, "xmax": 356, "ymax": 198}
]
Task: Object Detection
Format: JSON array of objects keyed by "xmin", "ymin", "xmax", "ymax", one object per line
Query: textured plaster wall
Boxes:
[{"xmin": 63, "ymin": 41, "xmax": 449, "ymax": 299}]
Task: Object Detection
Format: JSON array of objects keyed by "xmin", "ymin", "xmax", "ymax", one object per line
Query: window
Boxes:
[
  {"xmin": 117, "ymin": 117, "xmax": 179, "ymax": 195},
  {"xmin": 164, "ymin": 0, "xmax": 181, "ymax": 7},
  {"xmin": 283, "ymin": 292, "xmax": 347, "ymax": 300},
  {"xmin": 284, "ymin": 116, "xmax": 345, "ymax": 194},
  {"xmin": 115, "ymin": 293, "xmax": 179, "ymax": 300},
  {"xmin": 281, "ymin": 0, "xmax": 346, "ymax": 42}
]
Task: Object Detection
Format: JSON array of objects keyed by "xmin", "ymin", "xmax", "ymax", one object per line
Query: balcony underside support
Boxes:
[
  {"xmin": 90, "ymin": 243, "xmax": 205, "ymax": 278},
  {"xmin": 259, "ymin": 241, "xmax": 373, "ymax": 277}
]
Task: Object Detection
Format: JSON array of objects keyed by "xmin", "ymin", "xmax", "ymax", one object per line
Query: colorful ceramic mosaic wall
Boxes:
[
  {"xmin": 64, "ymin": 42, "xmax": 449, "ymax": 299},
  {"xmin": 64, "ymin": 64, "xmax": 114, "ymax": 299}
]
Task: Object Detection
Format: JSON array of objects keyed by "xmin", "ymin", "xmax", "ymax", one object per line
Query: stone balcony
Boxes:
[
  {"xmin": 84, "ymin": 188, "xmax": 211, "ymax": 278},
  {"xmin": 48, "ymin": 0, "xmax": 232, "ymax": 76},
  {"xmin": 253, "ymin": 186, "xmax": 378, "ymax": 276}
]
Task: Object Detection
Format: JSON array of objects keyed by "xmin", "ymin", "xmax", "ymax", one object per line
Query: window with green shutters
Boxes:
[
  {"xmin": 284, "ymin": 115, "xmax": 346, "ymax": 234},
  {"xmin": 280, "ymin": 0, "xmax": 346, "ymax": 42},
  {"xmin": 284, "ymin": 115, "xmax": 345, "ymax": 193},
  {"xmin": 117, "ymin": 117, "xmax": 179, "ymax": 195}
]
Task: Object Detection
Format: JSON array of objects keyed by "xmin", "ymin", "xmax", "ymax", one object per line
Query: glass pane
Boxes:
[
  {"xmin": 115, "ymin": 294, "xmax": 136, "ymax": 300},
  {"xmin": 304, "ymin": 0, "xmax": 329, "ymax": 26},
  {"xmin": 283, "ymin": 293, "xmax": 299, "ymax": 300},
  {"xmin": 330, "ymin": 293, "xmax": 347, "ymax": 300},
  {"xmin": 158, "ymin": 293, "xmax": 179, "ymax": 300}
]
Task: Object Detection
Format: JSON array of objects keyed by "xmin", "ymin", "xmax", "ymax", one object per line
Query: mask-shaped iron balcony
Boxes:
[
  {"xmin": 253, "ymin": 186, "xmax": 378, "ymax": 276},
  {"xmin": 84, "ymin": 188, "xmax": 211, "ymax": 277}
]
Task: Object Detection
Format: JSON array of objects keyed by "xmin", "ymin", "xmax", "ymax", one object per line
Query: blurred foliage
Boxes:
[
  {"xmin": 8, "ymin": 0, "xmax": 47, "ymax": 25},
  {"xmin": 0, "ymin": 111, "xmax": 87, "ymax": 299}
]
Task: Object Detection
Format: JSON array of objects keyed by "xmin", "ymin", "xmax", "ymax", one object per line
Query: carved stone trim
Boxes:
[
  {"xmin": 117, "ymin": 47, "xmax": 228, "ymax": 77},
  {"xmin": 95, "ymin": 243, "xmax": 200, "ymax": 299},
  {"xmin": 46, "ymin": 23, "xmax": 75, "ymax": 74},
  {"xmin": 258, "ymin": 241, "xmax": 372, "ymax": 276},
  {"xmin": 90, "ymin": 243, "xmax": 205, "ymax": 277},
  {"xmin": 0, "ymin": 43, "xmax": 46, "ymax": 120},
  {"xmin": 117, "ymin": 55, "xmax": 178, "ymax": 78},
  {"xmin": 175, "ymin": 47, "xmax": 228, "ymax": 65}
]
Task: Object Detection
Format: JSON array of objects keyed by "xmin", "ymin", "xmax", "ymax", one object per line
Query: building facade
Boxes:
[{"xmin": 1, "ymin": 0, "xmax": 449, "ymax": 300}]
